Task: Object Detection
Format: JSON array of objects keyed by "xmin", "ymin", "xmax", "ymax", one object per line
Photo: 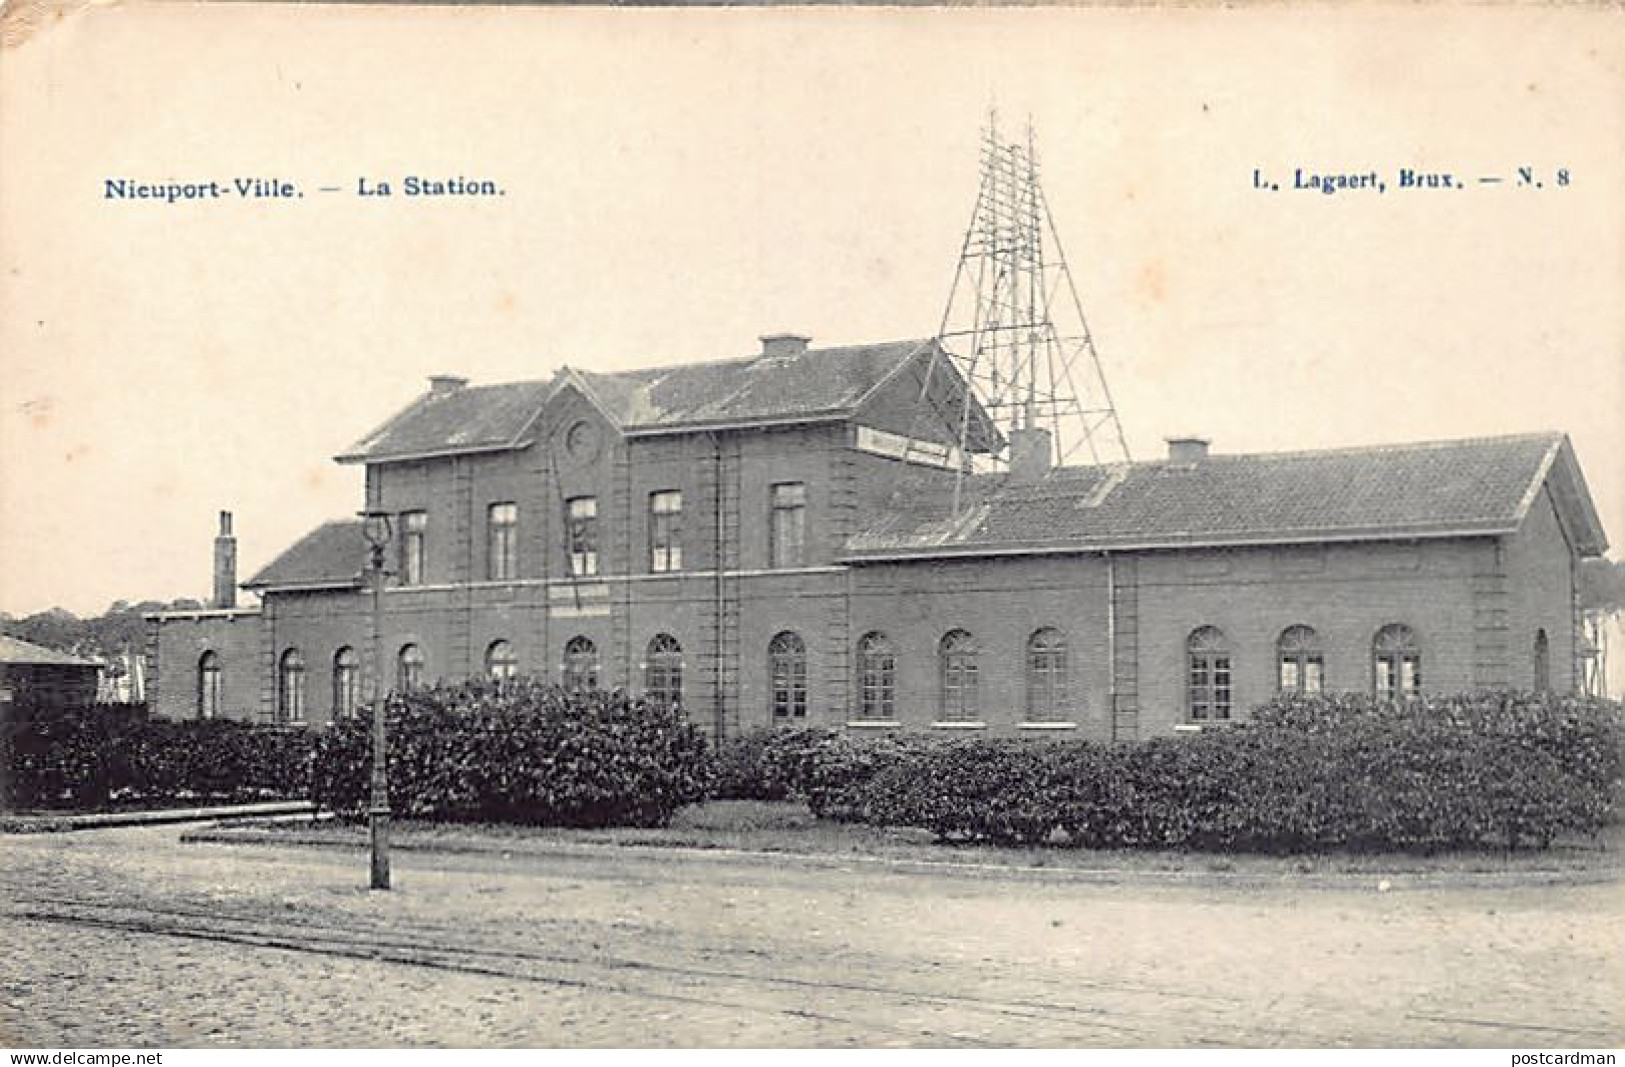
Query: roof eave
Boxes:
[
  {"xmin": 840, "ymin": 522, "xmax": 1519, "ymax": 563},
  {"xmin": 242, "ymin": 577, "xmax": 364, "ymax": 593},
  {"xmin": 621, "ymin": 411, "xmax": 853, "ymax": 437},
  {"xmin": 334, "ymin": 441, "xmax": 534, "ymax": 466},
  {"xmin": 144, "ymin": 607, "xmax": 263, "ymax": 622}
]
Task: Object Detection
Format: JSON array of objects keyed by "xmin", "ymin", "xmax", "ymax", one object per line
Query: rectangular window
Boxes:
[
  {"xmin": 399, "ymin": 510, "xmax": 427, "ymax": 586},
  {"xmin": 649, "ymin": 490, "xmax": 682, "ymax": 573},
  {"xmin": 1213, "ymin": 657, "xmax": 1232, "ymax": 718},
  {"xmin": 942, "ymin": 661, "xmax": 978, "ymax": 720},
  {"xmin": 566, "ymin": 497, "xmax": 599, "ymax": 577},
  {"xmin": 770, "ymin": 482, "xmax": 806, "ymax": 568},
  {"xmin": 487, "ymin": 502, "xmax": 518, "ymax": 581},
  {"xmin": 1376, "ymin": 654, "xmax": 1421, "ymax": 701},
  {"xmin": 1279, "ymin": 659, "xmax": 1299, "ymax": 694},
  {"xmin": 1278, "ymin": 655, "xmax": 1324, "ymax": 695},
  {"xmin": 1188, "ymin": 659, "xmax": 1210, "ymax": 718},
  {"xmin": 1189, "ymin": 654, "xmax": 1232, "ymax": 721},
  {"xmin": 1400, "ymin": 656, "xmax": 1420, "ymax": 697},
  {"xmin": 1304, "ymin": 659, "xmax": 1324, "ymax": 694}
]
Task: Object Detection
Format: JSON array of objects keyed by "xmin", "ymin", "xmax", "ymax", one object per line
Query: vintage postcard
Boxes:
[{"xmin": 1, "ymin": 1, "xmax": 1622, "ymax": 1051}]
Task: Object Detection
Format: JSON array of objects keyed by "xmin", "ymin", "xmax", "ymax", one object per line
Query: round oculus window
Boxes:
[{"xmin": 564, "ymin": 420, "xmax": 600, "ymax": 462}]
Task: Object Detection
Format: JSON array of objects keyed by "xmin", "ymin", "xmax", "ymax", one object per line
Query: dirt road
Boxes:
[{"xmin": 2, "ymin": 825, "xmax": 1620, "ymax": 1047}]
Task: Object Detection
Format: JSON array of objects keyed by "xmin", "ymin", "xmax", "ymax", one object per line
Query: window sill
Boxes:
[
  {"xmin": 931, "ymin": 720, "xmax": 987, "ymax": 730},
  {"xmin": 846, "ymin": 720, "xmax": 900, "ymax": 729},
  {"xmin": 1017, "ymin": 721, "xmax": 1077, "ymax": 731}
]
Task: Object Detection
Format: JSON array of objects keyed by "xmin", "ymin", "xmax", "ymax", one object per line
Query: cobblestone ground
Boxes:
[{"xmin": 1, "ymin": 825, "xmax": 1621, "ymax": 1047}]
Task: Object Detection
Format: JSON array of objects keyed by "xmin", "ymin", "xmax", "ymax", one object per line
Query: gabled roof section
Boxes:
[
  {"xmin": 1529, "ymin": 434, "xmax": 1609, "ymax": 556},
  {"xmin": 0, "ymin": 634, "xmax": 99, "ymax": 668},
  {"xmin": 243, "ymin": 520, "xmax": 366, "ymax": 591},
  {"xmin": 334, "ymin": 339, "xmax": 989, "ymax": 463},
  {"xmin": 572, "ymin": 338, "xmax": 978, "ymax": 436},
  {"xmin": 846, "ymin": 432, "xmax": 1608, "ymax": 560},
  {"xmin": 336, "ymin": 380, "xmax": 553, "ymax": 465}
]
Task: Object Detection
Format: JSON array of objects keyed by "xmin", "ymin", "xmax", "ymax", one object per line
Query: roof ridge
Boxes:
[
  {"xmin": 848, "ymin": 429, "xmax": 1598, "ymax": 559},
  {"xmin": 441, "ymin": 377, "xmax": 551, "ymax": 392},
  {"xmin": 1141, "ymin": 431, "xmax": 1564, "ymax": 466},
  {"xmin": 571, "ymin": 337, "xmax": 933, "ymax": 381}
]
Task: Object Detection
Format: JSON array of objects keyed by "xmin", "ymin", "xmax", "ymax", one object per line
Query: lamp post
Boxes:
[{"xmin": 360, "ymin": 509, "xmax": 393, "ymax": 891}]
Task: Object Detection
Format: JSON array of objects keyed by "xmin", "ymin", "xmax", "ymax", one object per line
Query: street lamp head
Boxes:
[{"xmin": 359, "ymin": 509, "xmax": 394, "ymax": 549}]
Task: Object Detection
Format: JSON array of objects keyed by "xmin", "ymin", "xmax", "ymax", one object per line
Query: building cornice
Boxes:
[{"xmin": 839, "ymin": 522, "xmax": 1515, "ymax": 564}]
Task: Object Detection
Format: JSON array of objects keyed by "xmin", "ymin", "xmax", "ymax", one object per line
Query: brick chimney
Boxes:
[
  {"xmin": 1008, "ymin": 426, "xmax": 1053, "ymax": 483},
  {"xmin": 1166, "ymin": 435, "xmax": 1211, "ymax": 465},
  {"xmin": 212, "ymin": 511, "xmax": 237, "ymax": 609},
  {"xmin": 428, "ymin": 374, "xmax": 469, "ymax": 396},
  {"xmin": 757, "ymin": 334, "xmax": 810, "ymax": 362}
]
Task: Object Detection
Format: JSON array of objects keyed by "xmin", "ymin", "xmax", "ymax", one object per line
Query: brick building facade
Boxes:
[{"xmin": 146, "ymin": 335, "xmax": 1609, "ymax": 738}]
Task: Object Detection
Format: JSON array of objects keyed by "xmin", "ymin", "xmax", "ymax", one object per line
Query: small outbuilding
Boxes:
[{"xmin": 0, "ymin": 634, "xmax": 101, "ymax": 720}]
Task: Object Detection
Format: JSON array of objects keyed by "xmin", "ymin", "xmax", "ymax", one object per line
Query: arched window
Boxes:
[
  {"xmin": 856, "ymin": 632, "xmax": 896, "ymax": 721},
  {"xmin": 769, "ymin": 631, "xmax": 807, "ymax": 720},
  {"xmin": 278, "ymin": 648, "xmax": 306, "ymax": 723},
  {"xmin": 1372, "ymin": 624, "xmax": 1421, "ymax": 701},
  {"xmin": 939, "ymin": 629, "xmax": 979, "ymax": 721},
  {"xmin": 333, "ymin": 646, "xmax": 359, "ymax": 717},
  {"xmin": 563, "ymin": 636, "xmax": 598, "ymax": 692},
  {"xmin": 397, "ymin": 643, "xmax": 424, "ymax": 693},
  {"xmin": 1187, "ymin": 626, "xmax": 1232, "ymax": 721},
  {"xmin": 1026, "ymin": 627, "xmax": 1068, "ymax": 721},
  {"xmin": 486, "ymin": 640, "xmax": 517, "ymax": 681},
  {"xmin": 644, "ymin": 634, "xmax": 683, "ymax": 709},
  {"xmin": 197, "ymin": 651, "xmax": 221, "ymax": 720},
  {"xmin": 1277, "ymin": 625, "xmax": 1324, "ymax": 695},
  {"xmin": 1533, "ymin": 629, "xmax": 1550, "ymax": 693}
]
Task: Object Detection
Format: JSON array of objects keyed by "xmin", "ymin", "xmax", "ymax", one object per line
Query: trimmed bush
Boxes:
[
  {"xmin": 312, "ymin": 679, "xmax": 713, "ymax": 828},
  {"xmin": 1, "ymin": 703, "xmax": 314, "ymax": 811},
  {"xmin": 804, "ymin": 692, "xmax": 1623, "ymax": 852},
  {"xmin": 711, "ymin": 727, "xmax": 943, "ymax": 820},
  {"xmin": 712, "ymin": 729, "xmax": 797, "ymax": 802}
]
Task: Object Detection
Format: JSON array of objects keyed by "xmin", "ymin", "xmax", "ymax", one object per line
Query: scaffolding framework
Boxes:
[
  {"xmin": 908, "ymin": 115, "xmax": 1130, "ymax": 492},
  {"xmin": 1581, "ymin": 611, "xmax": 1611, "ymax": 698}
]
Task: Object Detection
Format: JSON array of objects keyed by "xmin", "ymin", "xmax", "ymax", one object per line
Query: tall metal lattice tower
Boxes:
[{"xmin": 912, "ymin": 115, "xmax": 1130, "ymax": 488}]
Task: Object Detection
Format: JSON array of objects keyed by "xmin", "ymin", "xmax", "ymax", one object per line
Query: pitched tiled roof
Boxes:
[
  {"xmin": 575, "ymin": 338, "xmax": 929, "ymax": 428},
  {"xmin": 336, "ymin": 381, "xmax": 554, "ymax": 464},
  {"xmin": 335, "ymin": 338, "xmax": 998, "ymax": 463},
  {"xmin": 846, "ymin": 432, "xmax": 1607, "ymax": 559},
  {"xmin": 243, "ymin": 520, "xmax": 366, "ymax": 590},
  {"xmin": 0, "ymin": 634, "xmax": 98, "ymax": 667}
]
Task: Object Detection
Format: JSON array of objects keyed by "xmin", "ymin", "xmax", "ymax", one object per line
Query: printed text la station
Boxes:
[{"xmin": 102, "ymin": 175, "xmax": 505, "ymax": 203}]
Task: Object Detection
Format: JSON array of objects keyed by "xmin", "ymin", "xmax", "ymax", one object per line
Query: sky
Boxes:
[{"xmin": 1, "ymin": 3, "xmax": 1622, "ymax": 616}]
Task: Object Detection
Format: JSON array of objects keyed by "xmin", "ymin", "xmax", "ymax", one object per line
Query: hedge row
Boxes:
[
  {"xmin": 311, "ymin": 680, "xmax": 714, "ymax": 828},
  {"xmin": 1, "ymin": 704, "xmax": 314, "ymax": 811},
  {"xmin": 718, "ymin": 692, "xmax": 1623, "ymax": 851},
  {"xmin": 10, "ymin": 689, "xmax": 1619, "ymax": 850}
]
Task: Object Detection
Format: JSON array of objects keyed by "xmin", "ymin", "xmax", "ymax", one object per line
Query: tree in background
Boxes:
[
  {"xmin": 1, "ymin": 599, "xmax": 207, "ymax": 701},
  {"xmin": 1581, "ymin": 558, "xmax": 1625, "ymax": 617}
]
